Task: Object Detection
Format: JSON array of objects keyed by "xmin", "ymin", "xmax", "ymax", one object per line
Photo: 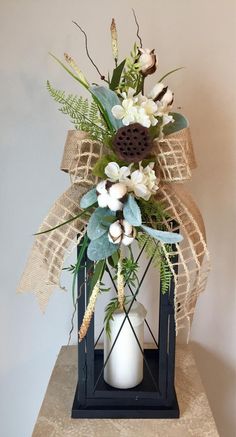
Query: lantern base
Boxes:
[
  {"xmin": 71, "ymin": 385, "xmax": 179, "ymax": 418},
  {"xmin": 72, "ymin": 348, "xmax": 179, "ymax": 419}
]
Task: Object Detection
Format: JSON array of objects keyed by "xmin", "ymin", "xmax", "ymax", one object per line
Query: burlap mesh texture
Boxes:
[
  {"xmin": 17, "ymin": 131, "xmax": 104, "ymax": 311},
  {"xmin": 18, "ymin": 127, "xmax": 210, "ymax": 336}
]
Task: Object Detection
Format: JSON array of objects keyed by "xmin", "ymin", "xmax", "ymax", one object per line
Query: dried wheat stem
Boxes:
[
  {"xmin": 117, "ymin": 254, "xmax": 125, "ymax": 309},
  {"xmin": 78, "ymin": 280, "xmax": 100, "ymax": 342}
]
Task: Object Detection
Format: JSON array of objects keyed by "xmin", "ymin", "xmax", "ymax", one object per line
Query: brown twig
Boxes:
[
  {"xmin": 132, "ymin": 9, "xmax": 143, "ymax": 48},
  {"xmin": 72, "ymin": 20, "xmax": 107, "ymax": 81}
]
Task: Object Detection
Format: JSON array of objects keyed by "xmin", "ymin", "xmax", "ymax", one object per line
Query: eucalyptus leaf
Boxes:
[
  {"xmin": 163, "ymin": 112, "xmax": 189, "ymax": 136},
  {"xmin": 123, "ymin": 195, "xmax": 142, "ymax": 226},
  {"xmin": 80, "ymin": 188, "xmax": 97, "ymax": 209},
  {"xmin": 141, "ymin": 224, "xmax": 183, "ymax": 244},
  {"xmin": 90, "ymin": 85, "xmax": 123, "ymax": 130},
  {"xmin": 87, "ymin": 233, "xmax": 117, "ymax": 261},
  {"xmin": 87, "ymin": 208, "xmax": 114, "ymax": 240}
]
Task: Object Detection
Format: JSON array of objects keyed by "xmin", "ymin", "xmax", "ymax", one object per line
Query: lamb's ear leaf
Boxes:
[
  {"xmin": 87, "ymin": 208, "xmax": 115, "ymax": 240},
  {"xmin": 123, "ymin": 195, "xmax": 142, "ymax": 226},
  {"xmin": 87, "ymin": 233, "xmax": 117, "ymax": 261},
  {"xmin": 80, "ymin": 188, "xmax": 97, "ymax": 209},
  {"xmin": 141, "ymin": 224, "xmax": 183, "ymax": 244},
  {"xmin": 163, "ymin": 112, "xmax": 188, "ymax": 136},
  {"xmin": 90, "ymin": 85, "xmax": 123, "ymax": 130}
]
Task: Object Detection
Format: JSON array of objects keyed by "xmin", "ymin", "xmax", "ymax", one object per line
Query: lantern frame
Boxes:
[{"xmin": 72, "ymin": 240, "xmax": 180, "ymax": 419}]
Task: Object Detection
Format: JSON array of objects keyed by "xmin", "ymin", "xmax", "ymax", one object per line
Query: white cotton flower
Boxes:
[
  {"xmin": 105, "ymin": 162, "xmax": 131, "ymax": 182},
  {"xmin": 139, "ymin": 48, "xmax": 157, "ymax": 76},
  {"xmin": 96, "ymin": 181, "xmax": 127, "ymax": 211},
  {"xmin": 109, "ymin": 182, "xmax": 127, "ymax": 199},
  {"xmin": 108, "ymin": 219, "xmax": 136, "ymax": 246},
  {"xmin": 148, "ymin": 83, "xmax": 174, "ymax": 127}
]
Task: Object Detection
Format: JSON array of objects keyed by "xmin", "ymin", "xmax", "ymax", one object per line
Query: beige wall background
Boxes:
[{"xmin": 0, "ymin": 0, "xmax": 235, "ymax": 436}]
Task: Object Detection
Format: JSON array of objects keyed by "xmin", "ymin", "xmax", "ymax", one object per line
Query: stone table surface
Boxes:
[{"xmin": 32, "ymin": 345, "xmax": 219, "ymax": 437}]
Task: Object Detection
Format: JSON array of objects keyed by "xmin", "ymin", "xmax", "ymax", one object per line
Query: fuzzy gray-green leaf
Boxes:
[{"xmin": 87, "ymin": 233, "xmax": 117, "ymax": 261}]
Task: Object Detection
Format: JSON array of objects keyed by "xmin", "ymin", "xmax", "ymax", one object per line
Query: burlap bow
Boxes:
[{"xmin": 17, "ymin": 128, "xmax": 210, "ymax": 336}]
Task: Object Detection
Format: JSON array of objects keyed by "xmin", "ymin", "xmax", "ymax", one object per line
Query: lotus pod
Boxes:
[{"xmin": 113, "ymin": 123, "xmax": 153, "ymax": 163}]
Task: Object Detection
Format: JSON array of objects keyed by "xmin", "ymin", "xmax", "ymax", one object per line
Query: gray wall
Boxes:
[{"xmin": 0, "ymin": 1, "xmax": 236, "ymax": 436}]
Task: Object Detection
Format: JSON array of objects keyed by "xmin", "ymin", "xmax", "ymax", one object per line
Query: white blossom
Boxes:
[
  {"xmin": 105, "ymin": 162, "xmax": 131, "ymax": 182},
  {"xmin": 112, "ymin": 88, "xmax": 159, "ymax": 128},
  {"xmin": 126, "ymin": 162, "xmax": 159, "ymax": 201}
]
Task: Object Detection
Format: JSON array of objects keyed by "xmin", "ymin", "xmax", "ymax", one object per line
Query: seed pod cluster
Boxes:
[{"xmin": 113, "ymin": 123, "xmax": 152, "ymax": 163}]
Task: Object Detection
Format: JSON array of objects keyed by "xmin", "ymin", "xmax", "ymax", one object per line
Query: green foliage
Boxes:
[
  {"xmin": 89, "ymin": 85, "xmax": 123, "ymax": 131},
  {"xmin": 158, "ymin": 67, "xmax": 184, "ymax": 83},
  {"xmin": 121, "ymin": 257, "xmax": 139, "ymax": 288},
  {"xmin": 120, "ymin": 43, "xmax": 143, "ymax": 93},
  {"xmin": 89, "ymin": 259, "xmax": 106, "ymax": 297},
  {"xmin": 138, "ymin": 198, "xmax": 169, "ymax": 230},
  {"xmin": 110, "ymin": 59, "xmax": 126, "ymax": 91},
  {"xmin": 136, "ymin": 233, "xmax": 172, "ymax": 294},
  {"xmin": 123, "ymin": 195, "xmax": 142, "ymax": 226},
  {"xmin": 163, "ymin": 112, "xmax": 188, "ymax": 136},
  {"xmin": 104, "ymin": 297, "xmax": 120, "ymax": 339},
  {"xmin": 46, "ymin": 81, "xmax": 109, "ymax": 142}
]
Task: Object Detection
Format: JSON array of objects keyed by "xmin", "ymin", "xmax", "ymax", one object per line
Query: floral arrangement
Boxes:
[{"xmin": 43, "ymin": 12, "xmax": 188, "ymax": 341}]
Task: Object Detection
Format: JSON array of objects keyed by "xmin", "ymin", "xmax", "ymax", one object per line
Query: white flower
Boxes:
[
  {"xmin": 112, "ymin": 88, "xmax": 139, "ymax": 126},
  {"xmin": 96, "ymin": 181, "xmax": 127, "ymax": 211},
  {"xmin": 112, "ymin": 87, "xmax": 159, "ymax": 128},
  {"xmin": 126, "ymin": 169, "xmax": 151, "ymax": 200},
  {"xmin": 105, "ymin": 162, "xmax": 131, "ymax": 182},
  {"xmin": 142, "ymin": 162, "xmax": 159, "ymax": 193},
  {"xmin": 139, "ymin": 48, "xmax": 157, "ymax": 76},
  {"xmin": 108, "ymin": 219, "xmax": 136, "ymax": 246},
  {"xmin": 126, "ymin": 162, "xmax": 159, "ymax": 200},
  {"xmin": 138, "ymin": 95, "xmax": 159, "ymax": 126}
]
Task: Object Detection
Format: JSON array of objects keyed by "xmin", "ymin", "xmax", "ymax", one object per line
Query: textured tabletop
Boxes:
[{"xmin": 32, "ymin": 345, "xmax": 219, "ymax": 437}]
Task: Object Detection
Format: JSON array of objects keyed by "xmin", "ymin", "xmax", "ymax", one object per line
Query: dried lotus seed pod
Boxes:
[{"xmin": 113, "ymin": 123, "xmax": 153, "ymax": 163}]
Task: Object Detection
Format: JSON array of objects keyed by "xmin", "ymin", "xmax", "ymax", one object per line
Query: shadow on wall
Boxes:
[{"xmin": 191, "ymin": 341, "xmax": 236, "ymax": 437}]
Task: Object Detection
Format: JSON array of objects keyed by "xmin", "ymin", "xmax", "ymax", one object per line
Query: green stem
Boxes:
[
  {"xmin": 71, "ymin": 234, "xmax": 89, "ymax": 304},
  {"xmin": 34, "ymin": 204, "xmax": 95, "ymax": 236}
]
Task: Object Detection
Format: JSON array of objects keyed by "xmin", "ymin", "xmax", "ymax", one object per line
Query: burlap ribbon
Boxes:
[{"xmin": 18, "ymin": 128, "xmax": 210, "ymax": 336}]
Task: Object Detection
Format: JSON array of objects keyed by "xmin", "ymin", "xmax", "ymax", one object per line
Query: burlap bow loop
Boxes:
[
  {"xmin": 153, "ymin": 127, "xmax": 197, "ymax": 183},
  {"xmin": 61, "ymin": 130, "xmax": 103, "ymax": 185}
]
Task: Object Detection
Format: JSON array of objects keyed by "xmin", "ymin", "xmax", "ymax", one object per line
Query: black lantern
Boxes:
[{"xmin": 72, "ymin": 239, "xmax": 179, "ymax": 419}]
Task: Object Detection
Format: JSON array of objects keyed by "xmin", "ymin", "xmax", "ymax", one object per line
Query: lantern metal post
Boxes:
[{"xmin": 72, "ymin": 240, "xmax": 179, "ymax": 419}]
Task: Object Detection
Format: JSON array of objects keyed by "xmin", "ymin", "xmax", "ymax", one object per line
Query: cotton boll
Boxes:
[
  {"xmin": 107, "ymin": 197, "xmax": 123, "ymax": 211},
  {"xmin": 109, "ymin": 182, "xmax": 127, "ymax": 200},
  {"xmin": 97, "ymin": 193, "xmax": 109, "ymax": 208},
  {"xmin": 96, "ymin": 180, "xmax": 107, "ymax": 194},
  {"xmin": 108, "ymin": 221, "xmax": 122, "ymax": 244}
]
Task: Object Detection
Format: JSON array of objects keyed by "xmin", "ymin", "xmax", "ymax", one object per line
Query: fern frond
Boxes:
[
  {"xmin": 137, "ymin": 233, "xmax": 172, "ymax": 294},
  {"xmin": 46, "ymin": 81, "xmax": 109, "ymax": 142}
]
